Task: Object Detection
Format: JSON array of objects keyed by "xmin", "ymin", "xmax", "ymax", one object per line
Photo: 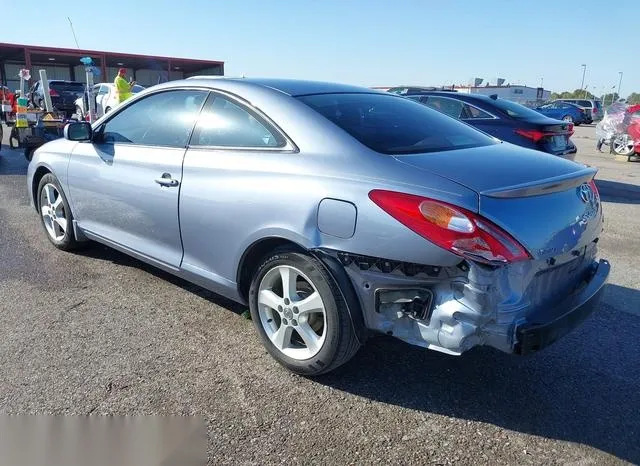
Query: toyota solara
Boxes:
[{"xmin": 27, "ymin": 78, "xmax": 610, "ymax": 375}]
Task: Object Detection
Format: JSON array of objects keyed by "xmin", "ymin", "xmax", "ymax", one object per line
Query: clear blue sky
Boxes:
[{"xmin": 3, "ymin": 0, "xmax": 638, "ymax": 96}]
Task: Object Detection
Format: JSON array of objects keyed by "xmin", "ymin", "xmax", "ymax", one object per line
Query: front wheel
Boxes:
[
  {"xmin": 37, "ymin": 173, "xmax": 80, "ymax": 251},
  {"xmin": 249, "ymin": 249, "xmax": 360, "ymax": 376},
  {"xmin": 562, "ymin": 115, "xmax": 573, "ymax": 123}
]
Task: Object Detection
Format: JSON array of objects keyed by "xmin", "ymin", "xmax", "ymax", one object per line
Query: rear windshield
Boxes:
[
  {"xmin": 50, "ymin": 82, "xmax": 85, "ymax": 93},
  {"xmin": 484, "ymin": 97, "xmax": 548, "ymax": 120},
  {"xmin": 296, "ymin": 93, "xmax": 496, "ymax": 155}
]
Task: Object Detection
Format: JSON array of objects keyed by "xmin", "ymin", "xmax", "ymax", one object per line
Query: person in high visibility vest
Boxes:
[{"xmin": 114, "ymin": 68, "xmax": 136, "ymax": 104}]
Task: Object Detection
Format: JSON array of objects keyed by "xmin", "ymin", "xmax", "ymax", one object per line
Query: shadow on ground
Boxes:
[
  {"xmin": 318, "ymin": 284, "xmax": 640, "ymax": 463},
  {"xmin": 71, "ymin": 242, "xmax": 640, "ymax": 462},
  {"xmin": 76, "ymin": 244, "xmax": 247, "ymax": 315},
  {"xmin": 0, "ymin": 148, "xmax": 28, "ymax": 175},
  {"xmin": 595, "ymin": 179, "xmax": 640, "ymax": 204}
]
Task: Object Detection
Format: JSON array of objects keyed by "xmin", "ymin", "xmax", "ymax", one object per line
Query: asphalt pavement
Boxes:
[{"xmin": 0, "ymin": 124, "xmax": 639, "ymax": 465}]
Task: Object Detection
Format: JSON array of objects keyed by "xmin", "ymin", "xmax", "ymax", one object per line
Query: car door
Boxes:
[
  {"xmin": 67, "ymin": 89, "xmax": 209, "ymax": 268},
  {"xmin": 179, "ymin": 92, "xmax": 292, "ymax": 284}
]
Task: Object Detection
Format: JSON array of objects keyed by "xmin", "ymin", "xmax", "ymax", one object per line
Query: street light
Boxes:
[
  {"xmin": 617, "ymin": 71, "xmax": 623, "ymax": 99},
  {"xmin": 580, "ymin": 64, "xmax": 586, "ymax": 95}
]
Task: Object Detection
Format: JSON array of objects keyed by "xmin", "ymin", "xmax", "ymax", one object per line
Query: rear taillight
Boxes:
[
  {"xmin": 369, "ymin": 190, "xmax": 531, "ymax": 265},
  {"xmin": 514, "ymin": 128, "xmax": 547, "ymax": 143},
  {"xmin": 48, "ymin": 89, "xmax": 59, "ymax": 96},
  {"xmin": 588, "ymin": 179, "xmax": 600, "ymax": 202},
  {"xmin": 579, "ymin": 108, "xmax": 584, "ymax": 113}
]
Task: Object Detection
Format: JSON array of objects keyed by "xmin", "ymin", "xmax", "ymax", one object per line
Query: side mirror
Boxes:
[{"xmin": 64, "ymin": 122, "xmax": 92, "ymax": 142}]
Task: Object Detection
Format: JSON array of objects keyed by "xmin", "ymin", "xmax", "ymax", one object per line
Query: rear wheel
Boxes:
[
  {"xmin": 562, "ymin": 115, "xmax": 573, "ymax": 123},
  {"xmin": 612, "ymin": 134, "xmax": 635, "ymax": 156},
  {"xmin": 249, "ymin": 249, "xmax": 360, "ymax": 376}
]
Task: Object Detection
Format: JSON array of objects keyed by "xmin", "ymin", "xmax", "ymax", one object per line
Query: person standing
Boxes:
[{"xmin": 114, "ymin": 68, "xmax": 135, "ymax": 104}]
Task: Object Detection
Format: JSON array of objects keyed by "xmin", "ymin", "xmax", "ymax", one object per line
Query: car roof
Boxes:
[{"xmin": 182, "ymin": 77, "xmax": 385, "ymax": 97}]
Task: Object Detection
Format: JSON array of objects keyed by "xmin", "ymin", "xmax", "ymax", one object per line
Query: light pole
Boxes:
[
  {"xmin": 580, "ymin": 64, "xmax": 586, "ymax": 95},
  {"xmin": 617, "ymin": 71, "xmax": 623, "ymax": 99}
]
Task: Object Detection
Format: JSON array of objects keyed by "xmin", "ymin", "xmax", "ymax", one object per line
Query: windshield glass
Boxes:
[
  {"xmin": 50, "ymin": 82, "xmax": 85, "ymax": 93},
  {"xmin": 482, "ymin": 97, "xmax": 548, "ymax": 120},
  {"xmin": 297, "ymin": 93, "xmax": 496, "ymax": 155}
]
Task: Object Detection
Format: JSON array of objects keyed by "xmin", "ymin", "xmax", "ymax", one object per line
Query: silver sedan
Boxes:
[{"xmin": 27, "ymin": 78, "xmax": 610, "ymax": 375}]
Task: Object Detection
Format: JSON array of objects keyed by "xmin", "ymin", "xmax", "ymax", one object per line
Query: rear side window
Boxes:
[
  {"xmin": 578, "ymin": 100, "xmax": 592, "ymax": 107},
  {"xmin": 297, "ymin": 93, "xmax": 495, "ymax": 155},
  {"xmin": 461, "ymin": 103, "xmax": 494, "ymax": 120},
  {"xmin": 190, "ymin": 94, "xmax": 285, "ymax": 148}
]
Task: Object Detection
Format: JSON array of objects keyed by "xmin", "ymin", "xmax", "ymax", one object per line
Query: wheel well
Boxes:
[
  {"xmin": 237, "ymin": 238, "xmax": 305, "ymax": 301},
  {"xmin": 32, "ymin": 166, "xmax": 51, "ymax": 210}
]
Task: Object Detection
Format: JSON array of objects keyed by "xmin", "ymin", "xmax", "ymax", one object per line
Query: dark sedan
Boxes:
[
  {"xmin": 403, "ymin": 91, "xmax": 577, "ymax": 158},
  {"xmin": 28, "ymin": 80, "xmax": 86, "ymax": 117}
]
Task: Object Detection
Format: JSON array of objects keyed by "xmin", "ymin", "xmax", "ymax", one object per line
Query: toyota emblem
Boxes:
[{"xmin": 578, "ymin": 183, "xmax": 594, "ymax": 204}]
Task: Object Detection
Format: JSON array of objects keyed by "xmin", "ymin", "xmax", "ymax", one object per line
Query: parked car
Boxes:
[
  {"xmin": 75, "ymin": 82, "xmax": 146, "ymax": 119},
  {"xmin": 534, "ymin": 101, "xmax": 586, "ymax": 125},
  {"xmin": 27, "ymin": 78, "xmax": 609, "ymax": 376},
  {"xmin": 27, "ymin": 80, "xmax": 86, "ymax": 116},
  {"xmin": 557, "ymin": 99, "xmax": 603, "ymax": 123},
  {"xmin": 403, "ymin": 91, "xmax": 577, "ymax": 158}
]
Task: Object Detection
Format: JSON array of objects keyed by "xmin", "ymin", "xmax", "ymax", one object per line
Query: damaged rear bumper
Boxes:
[
  {"xmin": 514, "ymin": 259, "xmax": 610, "ymax": 355},
  {"xmin": 317, "ymin": 247, "xmax": 609, "ymax": 357}
]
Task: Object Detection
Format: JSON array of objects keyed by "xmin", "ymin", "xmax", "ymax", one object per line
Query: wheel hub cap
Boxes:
[{"xmin": 257, "ymin": 265, "xmax": 327, "ymax": 360}]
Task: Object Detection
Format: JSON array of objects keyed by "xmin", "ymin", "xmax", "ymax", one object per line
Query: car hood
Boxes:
[{"xmin": 392, "ymin": 141, "xmax": 585, "ymax": 194}]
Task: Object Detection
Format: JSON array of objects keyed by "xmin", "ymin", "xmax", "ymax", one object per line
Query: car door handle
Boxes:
[{"xmin": 154, "ymin": 173, "xmax": 179, "ymax": 187}]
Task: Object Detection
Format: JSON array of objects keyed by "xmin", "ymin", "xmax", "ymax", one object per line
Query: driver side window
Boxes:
[{"xmin": 100, "ymin": 90, "xmax": 208, "ymax": 148}]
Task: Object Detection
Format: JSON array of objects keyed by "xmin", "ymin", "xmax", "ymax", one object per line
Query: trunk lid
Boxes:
[{"xmin": 394, "ymin": 143, "xmax": 603, "ymax": 259}]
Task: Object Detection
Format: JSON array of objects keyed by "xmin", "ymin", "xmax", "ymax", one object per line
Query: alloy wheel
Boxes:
[
  {"xmin": 257, "ymin": 265, "xmax": 327, "ymax": 360},
  {"xmin": 40, "ymin": 183, "xmax": 68, "ymax": 241},
  {"xmin": 612, "ymin": 135, "xmax": 634, "ymax": 156}
]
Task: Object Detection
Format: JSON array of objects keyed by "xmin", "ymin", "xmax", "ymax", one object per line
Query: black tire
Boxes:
[
  {"xmin": 104, "ymin": 107, "xmax": 112, "ymax": 114},
  {"xmin": 9, "ymin": 126, "xmax": 19, "ymax": 149},
  {"xmin": 37, "ymin": 173, "xmax": 80, "ymax": 251},
  {"xmin": 249, "ymin": 248, "xmax": 361, "ymax": 376},
  {"xmin": 24, "ymin": 146, "xmax": 35, "ymax": 161}
]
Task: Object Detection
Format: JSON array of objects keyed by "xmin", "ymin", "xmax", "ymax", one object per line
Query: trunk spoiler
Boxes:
[{"xmin": 481, "ymin": 167, "xmax": 597, "ymax": 199}]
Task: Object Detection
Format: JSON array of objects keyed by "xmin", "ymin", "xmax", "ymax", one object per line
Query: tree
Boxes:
[
  {"xmin": 602, "ymin": 93, "xmax": 619, "ymax": 106},
  {"xmin": 628, "ymin": 93, "xmax": 640, "ymax": 105},
  {"xmin": 550, "ymin": 89, "xmax": 595, "ymax": 100}
]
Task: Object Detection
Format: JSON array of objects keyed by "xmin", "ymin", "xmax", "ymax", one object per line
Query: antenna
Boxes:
[{"xmin": 67, "ymin": 17, "xmax": 80, "ymax": 49}]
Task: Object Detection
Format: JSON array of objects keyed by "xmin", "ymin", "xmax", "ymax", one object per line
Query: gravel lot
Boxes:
[{"xmin": 1, "ymin": 124, "xmax": 639, "ymax": 465}]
